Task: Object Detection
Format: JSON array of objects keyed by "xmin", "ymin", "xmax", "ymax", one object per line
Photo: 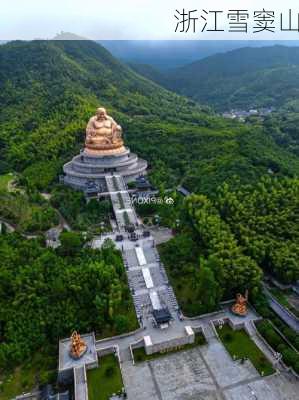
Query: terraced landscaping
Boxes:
[{"xmin": 217, "ymin": 324, "xmax": 275, "ymax": 376}]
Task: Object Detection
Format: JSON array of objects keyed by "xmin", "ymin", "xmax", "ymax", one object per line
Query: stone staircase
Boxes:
[
  {"xmin": 119, "ymin": 347, "xmax": 132, "ymax": 363},
  {"xmin": 202, "ymin": 322, "xmax": 218, "ymax": 343},
  {"xmin": 105, "ymin": 175, "xmax": 139, "ymax": 228},
  {"xmin": 245, "ymin": 321, "xmax": 282, "ymax": 369}
]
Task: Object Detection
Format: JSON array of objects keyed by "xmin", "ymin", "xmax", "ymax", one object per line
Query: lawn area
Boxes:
[
  {"xmin": 0, "ymin": 352, "xmax": 57, "ymax": 400},
  {"xmin": 0, "ymin": 173, "xmax": 14, "ymax": 192},
  {"xmin": 217, "ymin": 324, "xmax": 275, "ymax": 376},
  {"xmin": 133, "ymin": 333, "xmax": 206, "ymax": 363},
  {"xmin": 87, "ymin": 355, "xmax": 123, "ymax": 400}
]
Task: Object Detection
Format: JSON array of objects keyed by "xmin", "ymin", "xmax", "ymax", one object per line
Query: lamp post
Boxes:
[{"xmin": 274, "ymin": 351, "xmax": 282, "ymax": 366}]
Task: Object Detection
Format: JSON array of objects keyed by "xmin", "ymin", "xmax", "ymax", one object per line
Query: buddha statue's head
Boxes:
[{"xmin": 96, "ymin": 107, "xmax": 107, "ymax": 120}]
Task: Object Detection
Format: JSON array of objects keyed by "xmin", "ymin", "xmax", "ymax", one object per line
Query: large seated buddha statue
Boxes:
[{"xmin": 85, "ymin": 107, "xmax": 125, "ymax": 155}]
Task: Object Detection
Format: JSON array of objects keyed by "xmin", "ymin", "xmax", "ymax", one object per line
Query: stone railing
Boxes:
[
  {"xmin": 95, "ymin": 326, "xmax": 144, "ymax": 348},
  {"xmin": 129, "ymin": 338, "xmax": 144, "ymax": 365},
  {"xmin": 15, "ymin": 392, "xmax": 40, "ymax": 400}
]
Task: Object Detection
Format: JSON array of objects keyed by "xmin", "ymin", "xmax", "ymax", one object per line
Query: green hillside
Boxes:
[
  {"xmin": 1, "ymin": 40, "xmax": 299, "ymax": 196},
  {"xmin": 0, "ymin": 40, "xmax": 202, "ymax": 175},
  {"xmin": 131, "ymin": 45, "xmax": 299, "ymax": 111}
]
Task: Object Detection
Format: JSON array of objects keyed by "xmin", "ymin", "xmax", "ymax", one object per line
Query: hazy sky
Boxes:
[{"xmin": 2, "ymin": 0, "xmax": 299, "ymax": 40}]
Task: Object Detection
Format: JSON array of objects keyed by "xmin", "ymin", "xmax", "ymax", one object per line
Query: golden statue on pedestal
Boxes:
[
  {"xmin": 231, "ymin": 290, "xmax": 248, "ymax": 317},
  {"xmin": 69, "ymin": 331, "xmax": 87, "ymax": 359},
  {"xmin": 85, "ymin": 107, "xmax": 125, "ymax": 155}
]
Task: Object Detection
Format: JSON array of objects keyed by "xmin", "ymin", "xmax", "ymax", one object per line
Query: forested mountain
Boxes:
[
  {"xmin": 263, "ymin": 112, "xmax": 299, "ymax": 157},
  {"xmin": 130, "ymin": 45, "xmax": 299, "ymax": 111},
  {"xmin": 128, "ymin": 62, "xmax": 166, "ymax": 86},
  {"xmin": 1, "ymin": 40, "xmax": 299, "ymax": 196},
  {"xmin": 0, "ymin": 40, "xmax": 201, "ymax": 181}
]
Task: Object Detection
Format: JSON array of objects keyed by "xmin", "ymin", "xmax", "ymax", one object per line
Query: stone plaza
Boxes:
[{"xmin": 121, "ymin": 344, "xmax": 299, "ymax": 400}]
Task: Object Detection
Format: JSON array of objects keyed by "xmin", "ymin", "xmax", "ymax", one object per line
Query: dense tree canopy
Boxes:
[
  {"xmin": 160, "ymin": 176, "xmax": 298, "ymax": 315},
  {"xmin": 0, "ymin": 187, "xmax": 58, "ymax": 233},
  {"xmin": 51, "ymin": 185, "xmax": 112, "ymax": 232},
  {"xmin": 0, "ymin": 234, "xmax": 136, "ymax": 368},
  {"xmin": 185, "ymin": 194, "xmax": 262, "ymax": 296},
  {"xmin": 216, "ymin": 176, "xmax": 299, "ymax": 283}
]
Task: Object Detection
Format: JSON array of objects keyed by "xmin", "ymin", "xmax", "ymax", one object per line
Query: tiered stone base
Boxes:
[{"xmin": 63, "ymin": 147, "xmax": 147, "ymax": 191}]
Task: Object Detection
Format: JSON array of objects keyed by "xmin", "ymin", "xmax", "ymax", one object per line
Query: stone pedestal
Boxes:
[{"xmin": 63, "ymin": 147, "xmax": 147, "ymax": 191}]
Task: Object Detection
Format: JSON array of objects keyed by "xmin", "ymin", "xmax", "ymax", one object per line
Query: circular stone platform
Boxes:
[{"xmin": 63, "ymin": 147, "xmax": 147, "ymax": 191}]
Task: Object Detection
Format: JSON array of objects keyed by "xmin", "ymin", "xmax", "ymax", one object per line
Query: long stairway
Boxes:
[
  {"xmin": 245, "ymin": 321, "xmax": 283, "ymax": 370},
  {"xmin": 106, "ymin": 175, "xmax": 139, "ymax": 228},
  {"xmin": 202, "ymin": 322, "xmax": 218, "ymax": 343}
]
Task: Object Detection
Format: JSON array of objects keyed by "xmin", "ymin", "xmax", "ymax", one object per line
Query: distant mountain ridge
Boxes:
[
  {"xmin": 101, "ymin": 40, "xmax": 299, "ymax": 70},
  {"xmin": 130, "ymin": 45, "xmax": 299, "ymax": 111}
]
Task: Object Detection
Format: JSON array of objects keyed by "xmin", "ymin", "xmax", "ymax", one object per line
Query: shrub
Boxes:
[
  {"xmin": 282, "ymin": 349, "xmax": 298, "ymax": 367},
  {"xmin": 293, "ymin": 361, "xmax": 299, "ymax": 374},
  {"xmin": 224, "ymin": 332, "xmax": 233, "ymax": 342},
  {"xmin": 114, "ymin": 315, "xmax": 130, "ymax": 334},
  {"xmin": 195, "ymin": 334, "xmax": 206, "ymax": 345},
  {"xmin": 258, "ymin": 355, "xmax": 268, "ymax": 368},
  {"xmin": 127, "ymin": 181, "xmax": 136, "ymax": 189},
  {"xmin": 59, "ymin": 231, "xmax": 83, "ymax": 256},
  {"xmin": 257, "ymin": 321, "xmax": 269, "ymax": 335},
  {"xmin": 282, "ymin": 327, "xmax": 296, "ymax": 342},
  {"xmin": 105, "ymin": 365, "xmax": 115, "ymax": 377},
  {"xmin": 277, "ymin": 344, "xmax": 287, "ymax": 353},
  {"xmin": 264, "ymin": 329, "xmax": 282, "ymax": 348}
]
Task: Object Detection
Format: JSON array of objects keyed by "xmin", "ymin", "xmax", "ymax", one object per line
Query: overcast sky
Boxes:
[{"xmin": 2, "ymin": 0, "xmax": 299, "ymax": 40}]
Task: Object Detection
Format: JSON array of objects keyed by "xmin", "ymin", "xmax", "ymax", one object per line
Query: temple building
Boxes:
[{"xmin": 63, "ymin": 107, "xmax": 147, "ymax": 192}]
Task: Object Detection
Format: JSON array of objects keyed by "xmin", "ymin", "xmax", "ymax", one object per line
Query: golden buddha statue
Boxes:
[
  {"xmin": 231, "ymin": 290, "xmax": 248, "ymax": 317},
  {"xmin": 69, "ymin": 331, "xmax": 87, "ymax": 359},
  {"xmin": 85, "ymin": 107, "xmax": 125, "ymax": 155}
]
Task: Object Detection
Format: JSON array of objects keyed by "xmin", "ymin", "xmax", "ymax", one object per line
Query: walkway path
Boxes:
[
  {"xmin": 74, "ymin": 365, "xmax": 88, "ymax": 400},
  {"xmin": 263, "ymin": 285, "xmax": 299, "ymax": 333},
  {"xmin": 245, "ymin": 321, "xmax": 282, "ymax": 368}
]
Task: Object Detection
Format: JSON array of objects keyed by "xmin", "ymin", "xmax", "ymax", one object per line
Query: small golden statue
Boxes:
[
  {"xmin": 231, "ymin": 290, "xmax": 248, "ymax": 317},
  {"xmin": 69, "ymin": 331, "xmax": 87, "ymax": 359}
]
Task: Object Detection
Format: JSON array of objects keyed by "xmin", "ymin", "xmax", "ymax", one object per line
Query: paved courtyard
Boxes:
[{"xmin": 121, "ymin": 343, "xmax": 299, "ymax": 400}]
